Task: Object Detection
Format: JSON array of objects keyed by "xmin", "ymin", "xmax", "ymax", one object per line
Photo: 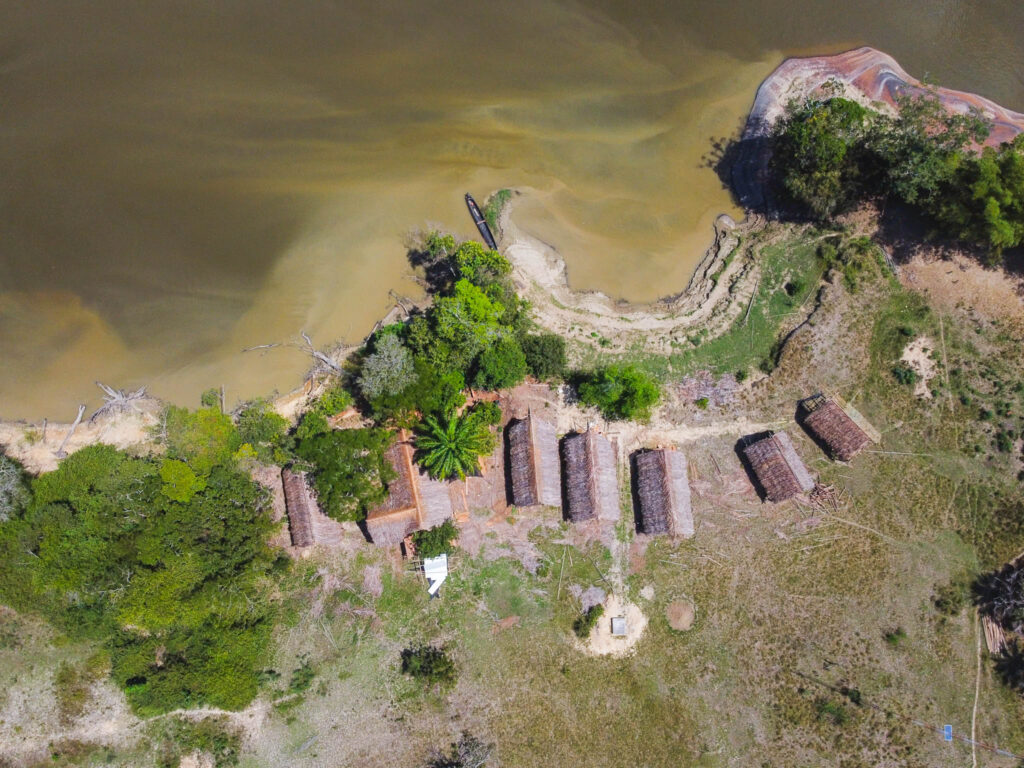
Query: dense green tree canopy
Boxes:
[
  {"xmin": 452, "ymin": 240, "xmax": 512, "ymax": 285},
  {"xmin": 0, "ymin": 440, "xmax": 277, "ymax": 716},
  {"xmin": 358, "ymin": 331, "xmax": 417, "ymax": 401},
  {"xmin": 520, "ymin": 332, "xmax": 567, "ymax": 381},
  {"xmin": 294, "ymin": 428, "xmax": 395, "ymax": 521},
  {"xmin": 235, "ymin": 399, "xmax": 288, "ymax": 463},
  {"xmin": 162, "ymin": 405, "xmax": 240, "ymax": 475},
  {"xmin": 772, "ymin": 96, "xmax": 872, "ymax": 219},
  {"xmin": 473, "ymin": 337, "xmax": 528, "ymax": 391},
  {"xmin": 772, "ymin": 90, "xmax": 1024, "ymax": 259}
]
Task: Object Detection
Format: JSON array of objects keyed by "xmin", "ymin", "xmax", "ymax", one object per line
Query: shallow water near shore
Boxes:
[{"xmin": 1, "ymin": 1, "xmax": 1023, "ymax": 419}]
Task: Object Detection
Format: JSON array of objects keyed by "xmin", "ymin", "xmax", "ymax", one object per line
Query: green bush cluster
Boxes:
[
  {"xmin": 577, "ymin": 365, "xmax": 661, "ymax": 422},
  {"xmin": 152, "ymin": 715, "xmax": 242, "ymax": 768},
  {"xmin": 235, "ymin": 398, "xmax": 289, "ymax": 463},
  {"xmin": 891, "ymin": 364, "xmax": 918, "ymax": 386},
  {"xmin": 0, "ymin": 451, "xmax": 29, "ymax": 523},
  {"xmin": 774, "ymin": 90, "xmax": 1024, "ymax": 260},
  {"xmin": 294, "ymin": 427, "xmax": 396, "ymax": 521}
]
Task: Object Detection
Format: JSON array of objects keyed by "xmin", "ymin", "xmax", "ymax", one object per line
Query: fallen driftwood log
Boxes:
[{"xmin": 54, "ymin": 405, "xmax": 86, "ymax": 459}]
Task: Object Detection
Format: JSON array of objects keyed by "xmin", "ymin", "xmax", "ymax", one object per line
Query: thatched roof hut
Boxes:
[
  {"xmin": 366, "ymin": 430, "xmax": 454, "ymax": 547},
  {"xmin": 562, "ymin": 429, "xmax": 619, "ymax": 523},
  {"xmin": 281, "ymin": 468, "xmax": 315, "ymax": 548},
  {"xmin": 507, "ymin": 413, "xmax": 561, "ymax": 508},
  {"xmin": 742, "ymin": 431, "xmax": 815, "ymax": 502},
  {"xmin": 633, "ymin": 448, "xmax": 693, "ymax": 537},
  {"xmin": 800, "ymin": 393, "xmax": 880, "ymax": 461}
]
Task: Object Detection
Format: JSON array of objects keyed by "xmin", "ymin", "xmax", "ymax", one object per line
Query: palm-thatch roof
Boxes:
[
  {"xmin": 507, "ymin": 414, "xmax": 561, "ymax": 507},
  {"xmin": 800, "ymin": 393, "xmax": 879, "ymax": 461},
  {"xmin": 742, "ymin": 431, "xmax": 815, "ymax": 502},
  {"xmin": 281, "ymin": 468, "xmax": 315, "ymax": 548},
  {"xmin": 366, "ymin": 430, "xmax": 454, "ymax": 547},
  {"xmin": 562, "ymin": 429, "xmax": 619, "ymax": 523},
  {"xmin": 633, "ymin": 448, "xmax": 693, "ymax": 537}
]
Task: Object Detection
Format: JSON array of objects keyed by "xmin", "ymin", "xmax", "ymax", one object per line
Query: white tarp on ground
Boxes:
[{"xmin": 423, "ymin": 554, "xmax": 449, "ymax": 596}]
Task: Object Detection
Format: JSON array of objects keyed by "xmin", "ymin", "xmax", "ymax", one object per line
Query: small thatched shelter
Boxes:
[
  {"xmin": 633, "ymin": 448, "xmax": 693, "ymax": 537},
  {"xmin": 742, "ymin": 431, "xmax": 815, "ymax": 502},
  {"xmin": 281, "ymin": 468, "xmax": 315, "ymax": 548},
  {"xmin": 366, "ymin": 430, "xmax": 454, "ymax": 547},
  {"xmin": 800, "ymin": 393, "xmax": 880, "ymax": 461},
  {"xmin": 507, "ymin": 413, "xmax": 561, "ymax": 507},
  {"xmin": 562, "ymin": 428, "xmax": 619, "ymax": 523}
]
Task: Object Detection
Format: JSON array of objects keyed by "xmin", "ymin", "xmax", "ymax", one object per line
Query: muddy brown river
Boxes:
[{"xmin": 2, "ymin": 1, "xmax": 1022, "ymax": 419}]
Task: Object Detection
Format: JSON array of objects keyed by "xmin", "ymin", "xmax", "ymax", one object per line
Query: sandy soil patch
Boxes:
[
  {"xmin": 0, "ymin": 406, "xmax": 159, "ymax": 474},
  {"xmin": 900, "ymin": 337, "xmax": 937, "ymax": 398},
  {"xmin": 666, "ymin": 600, "xmax": 696, "ymax": 631},
  {"xmin": 581, "ymin": 593, "xmax": 647, "ymax": 657},
  {"xmin": 179, "ymin": 752, "xmax": 215, "ymax": 768},
  {"xmin": 900, "ymin": 250, "xmax": 1024, "ymax": 330}
]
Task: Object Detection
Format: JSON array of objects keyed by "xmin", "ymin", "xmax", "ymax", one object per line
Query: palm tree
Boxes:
[{"xmin": 415, "ymin": 413, "xmax": 487, "ymax": 480}]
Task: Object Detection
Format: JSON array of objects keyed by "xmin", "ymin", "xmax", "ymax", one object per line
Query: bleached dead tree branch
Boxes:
[{"xmin": 90, "ymin": 382, "xmax": 148, "ymax": 423}]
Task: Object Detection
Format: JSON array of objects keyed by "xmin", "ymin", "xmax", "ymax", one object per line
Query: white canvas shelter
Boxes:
[
  {"xmin": 423, "ymin": 554, "xmax": 449, "ymax": 597},
  {"xmin": 611, "ymin": 616, "xmax": 627, "ymax": 637}
]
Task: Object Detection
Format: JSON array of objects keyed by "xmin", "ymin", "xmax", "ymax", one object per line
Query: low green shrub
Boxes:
[
  {"xmin": 577, "ymin": 365, "xmax": 661, "ymax": 422},
  {"xmin": 400, "ymin": 645, "xmax": 456, "ymax": 687},
  {"xmin": 573, "ymin": 604, "xmax": 604, "ymax": 639},
  {"xmin": 413, "ymin": 519, "xmax": 459, "ymax": 559},
  {"xmin": 891, "ymin": 364, "xmax": 918, "ymax": 386}
]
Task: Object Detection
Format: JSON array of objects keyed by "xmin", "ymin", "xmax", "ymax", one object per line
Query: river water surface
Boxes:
[{"xmin": 2, "ymin": 1, "xmax": 1023, "ymax": 418}]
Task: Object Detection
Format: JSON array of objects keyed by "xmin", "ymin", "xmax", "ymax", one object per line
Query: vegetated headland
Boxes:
[{"xmin": 1, "ymin": 47, "xmax": 1024, "ymax": 768}]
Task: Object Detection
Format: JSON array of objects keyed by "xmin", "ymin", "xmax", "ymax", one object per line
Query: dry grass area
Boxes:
[{"xmin": 3, "ymin": 225, "xmax": 1024, "ymax": 768}]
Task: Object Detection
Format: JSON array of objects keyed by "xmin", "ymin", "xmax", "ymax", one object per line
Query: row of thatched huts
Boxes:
[
  {"xmin": 506, "ymin": 413, "xmax": 694, "ymax": 538},
  {"xmin": 741, "ymin": 393, "xmax": 878, "ymax": 502},
  {"xmin": 280, "ymin": 390, "xmax": 878, "ymax": 549}
]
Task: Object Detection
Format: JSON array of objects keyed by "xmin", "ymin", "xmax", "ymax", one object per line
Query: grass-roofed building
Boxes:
[
  {"xmin": 366, "ymin": 430, "xmax": 453, "ymax": 547},
  {"xmin": 506, "ymin": 413, "xmax": 561, "ymax": 508},
  {"xmin": 633, "ymin": 448, "xmax": 693, "ymax": 537},
  {"xmin": 800, "ymin": 392, "xmax": 880, "ymax": 462},
  {"xmin": 281, "ymin": 468, "xmax": 315, "ymax": 548},
  {"xmin": 562, "ymin": 428, "xmax": 619, "ymax": 523},
  {"xmin": 742, "ymin": 431, "xmax": 815, "ymax": 503}
]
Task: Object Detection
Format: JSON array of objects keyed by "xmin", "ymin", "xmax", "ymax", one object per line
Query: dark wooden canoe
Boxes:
[{"xmin": 465, "ymin": 193, "xmax": 498, "ymax": 250}]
